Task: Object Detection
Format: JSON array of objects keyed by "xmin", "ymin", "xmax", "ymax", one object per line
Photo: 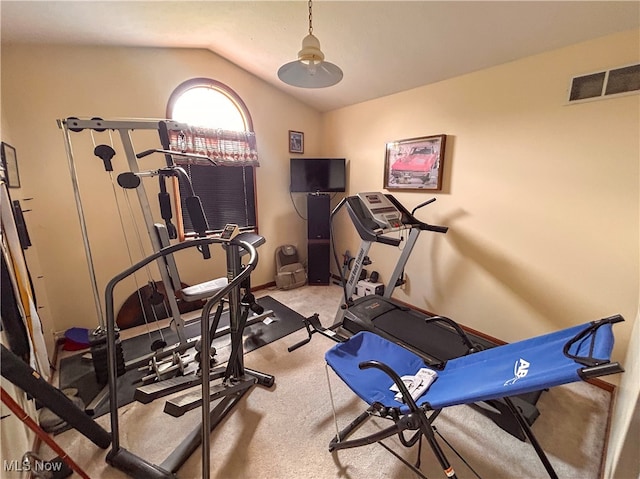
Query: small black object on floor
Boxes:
[
  {"xmin": 58, "ymin": 296, "xmax": 305, "ymax": 418},
  {"xmin": 49, "ymin": 456, "xmax": 73, "ymax": 479}
]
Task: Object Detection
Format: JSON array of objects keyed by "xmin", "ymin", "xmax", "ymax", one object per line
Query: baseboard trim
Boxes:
[
  {"xmin": 599, "ymin": 385, "xmax": 618, "ymax": 478},
  {"xmin": 254, "ymin": 281, "xmax": 276, "ymax": 292}
]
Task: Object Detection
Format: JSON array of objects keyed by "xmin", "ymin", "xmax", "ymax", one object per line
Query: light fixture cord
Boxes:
[{"xmin": 308, "ymin": 0, "xmax": 313, "ymax": 34}]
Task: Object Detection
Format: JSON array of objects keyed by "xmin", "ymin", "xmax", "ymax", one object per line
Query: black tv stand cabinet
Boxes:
[{"xmin": 307, "ymin": 194, "xmax": 330, "ymax": 285}]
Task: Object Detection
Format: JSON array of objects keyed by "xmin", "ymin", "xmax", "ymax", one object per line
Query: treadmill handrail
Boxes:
[
  {"xmin": 385, "ymin": 195, "xmax": 448, "ymax": 235},
  {"xmin": 334, "ymin": 194, "xmax": 447, "ymax": 246}
]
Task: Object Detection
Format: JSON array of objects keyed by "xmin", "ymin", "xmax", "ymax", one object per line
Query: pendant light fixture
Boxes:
[{"xmin": 277, "ymin": 0, "xmax": 343, "ymax": 88}]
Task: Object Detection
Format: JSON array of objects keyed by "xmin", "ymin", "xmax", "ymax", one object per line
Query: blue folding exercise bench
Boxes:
[{"xmin": 325, "ymin": 315, "xmax": 624, "ymax": 479}]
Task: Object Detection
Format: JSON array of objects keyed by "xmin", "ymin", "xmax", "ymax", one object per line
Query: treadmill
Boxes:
[{"xmin": 331, "ymin": 192, "xmax": 543, "ymax": 440}]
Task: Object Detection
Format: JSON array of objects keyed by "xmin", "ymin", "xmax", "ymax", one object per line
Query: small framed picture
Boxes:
[
  {"xmin": 289, "ymin": 130, "xmax": 304, "ymax": 154},
  {"xmin": 1, "ymin": 142, "xmax": 20, "ymax": 188}
]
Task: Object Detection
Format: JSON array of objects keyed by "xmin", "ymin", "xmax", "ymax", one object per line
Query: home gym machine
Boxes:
[
  {"xmin": 58, "ymin": 117, "xmax": 274, "ymax": 412},
  {"xmin": 58, "ymin": 118, "xmax": 197, "ymax": 381},
  {"xmin": 104, "ymin": 232, "xmax": 273, "ymax": 479},
  {"xmin": 291, "ymin": 192, "xmax": 542, "ymax": 440}
]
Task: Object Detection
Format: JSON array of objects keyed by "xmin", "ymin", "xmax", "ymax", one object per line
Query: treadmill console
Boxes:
[{"xmin": 357, "ymin": 192, "xmax": 403, "ymax": 230}]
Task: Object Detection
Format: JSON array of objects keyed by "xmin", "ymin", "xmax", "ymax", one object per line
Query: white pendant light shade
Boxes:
[
  {"xmin": 278, "ymin": 34, "xmax": 343, "ymax": 88},
  {"xmin": 278, "ymin": 2, "xmax": 343, "ymax": 88}
]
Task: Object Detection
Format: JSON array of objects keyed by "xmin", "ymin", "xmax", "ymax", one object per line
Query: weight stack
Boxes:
[{"xmin": 90, "ymin": 329, "xmax": 125, "ymax": 385}]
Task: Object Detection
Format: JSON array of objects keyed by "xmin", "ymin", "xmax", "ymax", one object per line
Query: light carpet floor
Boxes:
[{"xmin": 41, "ymin": 284, "xmax": 613, "ymax": 479}]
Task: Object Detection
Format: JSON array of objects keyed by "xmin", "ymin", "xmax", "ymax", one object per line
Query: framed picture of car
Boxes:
[{"xmin": 384, "ymin": 134, "xmax": 446, "ymax": 191}]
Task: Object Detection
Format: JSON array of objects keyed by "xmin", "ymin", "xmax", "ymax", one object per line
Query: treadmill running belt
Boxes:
[
  {"xmin": 343, "ymin": 296, "xmax": 493, "ymax": 366},
  {"xmin": 374, "ymin": 310, "xmax": 474, "ymax": 363}
]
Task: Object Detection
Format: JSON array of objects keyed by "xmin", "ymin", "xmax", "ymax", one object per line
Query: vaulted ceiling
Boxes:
[{"xmin": 2, "ymin": 1, "xmax": 638, "ymax": 112}]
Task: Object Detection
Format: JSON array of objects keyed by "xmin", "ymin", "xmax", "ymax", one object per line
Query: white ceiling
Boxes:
[{"xmin": 2, "ymin": 1, "xmax": 639, "ymax": 112}]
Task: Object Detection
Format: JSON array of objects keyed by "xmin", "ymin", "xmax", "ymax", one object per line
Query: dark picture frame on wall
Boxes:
[
  {"xmin": 289, "ymin": 130, "xmax": 304, "ymax": 154},
  {"xmin": 384, "ymin": 134, "xmax": 446, "ymax": 191},
  {"xmin": 1, "ymin": 142, "xmax": 20, "ymax": 188}
]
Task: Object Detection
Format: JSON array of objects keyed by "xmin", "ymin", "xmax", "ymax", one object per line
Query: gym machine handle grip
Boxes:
[
  {"xmin": 136, "ymin": 148, "xmax": 216, "ymax": 165},
  {"xmin": 376, "ymin": 235, "xmax": 402, "ymax": 247},
  {"xmin": 422, "ymin": 224, "xmax": 449, "ymax": 234},
  {"xmin": 158, "ymin": 192, "xmax": 172, "ymax": 218},
  {"xmin": 117, "ymin": 172, "xmax": 141, "ymax": 189},
  {"xmin": 411, "ymin": 198, "xmax": 436, "ymax": 216},
  {"xmin": 186, "ymin": 196, "xmax": 211, "ymax": 259},
  {"xmin": 186, "ymin": 196, "xmax": 209, "ymax": 235}
]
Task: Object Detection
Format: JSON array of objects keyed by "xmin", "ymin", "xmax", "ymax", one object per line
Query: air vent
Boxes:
[{"xmin": 569, "ymin": 63, "xmax": 639, "ymax": 102}]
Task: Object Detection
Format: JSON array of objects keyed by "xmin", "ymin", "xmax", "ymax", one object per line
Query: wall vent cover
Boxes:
[{"xmin": 569, "ymin": 63, "xmax": 639, "ymax": 102}]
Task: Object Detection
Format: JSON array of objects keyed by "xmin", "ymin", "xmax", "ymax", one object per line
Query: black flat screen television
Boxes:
[{"xmin": 290, "ymin": 158, "xmax": 346, "ymax": 193}]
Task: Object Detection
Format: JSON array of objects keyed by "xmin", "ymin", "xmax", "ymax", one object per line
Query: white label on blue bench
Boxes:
[{"xmin": 390, "ymin": 367, "xmax": 438, "ymax": 403}]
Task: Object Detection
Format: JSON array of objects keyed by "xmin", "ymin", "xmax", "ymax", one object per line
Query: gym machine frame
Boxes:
[
  {"xmin": 332, "ymin": 193, "xmax": 448, "ymax": 326},
  {"xmin": 58, "ymin": 117, "xmax": 234, "ymax": 411},
  {"xmin": 104, "ymin": 234, "xmax": 273, "ymax": 479},
  {"xmin": 58, "ymin": 117, "xmax": 192, "ymax": 345}
]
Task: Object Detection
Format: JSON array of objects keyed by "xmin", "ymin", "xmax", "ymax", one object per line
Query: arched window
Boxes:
[{"xmin": 167, "ymin": 78, "xmax": 257, "ymax": 239}]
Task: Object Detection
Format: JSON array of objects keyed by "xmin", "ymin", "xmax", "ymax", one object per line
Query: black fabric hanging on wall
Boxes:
[{"xmin": 0, "ymin": 250, "xmax": 30, "ymax": 361}]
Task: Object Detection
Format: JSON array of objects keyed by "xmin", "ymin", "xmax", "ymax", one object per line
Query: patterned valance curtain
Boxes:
[{"xmin": 168, "ymin": 126, "xmax": 260, "ymax": 167}]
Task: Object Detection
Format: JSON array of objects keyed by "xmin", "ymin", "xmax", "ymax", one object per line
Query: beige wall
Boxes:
[
  {"xmin": 322, "ymin": 29, "xmax": 639, "ymax": 369},
  {"xmin": 1, "ymin": 44, "xmax": 321, "ymax": 347},
  {"xmin": 322, "ymin": 29, "xmax": 640, "ymax": 477}
]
